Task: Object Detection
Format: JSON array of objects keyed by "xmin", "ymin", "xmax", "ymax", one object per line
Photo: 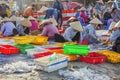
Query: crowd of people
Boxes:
[{"xmin": 0, "ymin": 0, "xmax": 120, "ymax": 45}]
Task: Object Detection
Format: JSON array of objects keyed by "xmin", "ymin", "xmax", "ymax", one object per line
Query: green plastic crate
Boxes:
[
  {"xmin": 64, "ymin": 44, "xmax": 89, "ymax": 55},
  {"xmin": 14, "ymin": 44, "xmax": 35, "ymax": 54}
]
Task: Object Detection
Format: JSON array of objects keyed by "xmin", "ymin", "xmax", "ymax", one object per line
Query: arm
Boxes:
[{"xmin": 41, "ymin": 27, "xmax": 48, "ymax": 36}]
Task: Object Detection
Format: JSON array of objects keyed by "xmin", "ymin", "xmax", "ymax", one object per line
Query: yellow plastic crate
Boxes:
[
  {"xmin": 32, "ymin": 36, "xmax": 48, "ymax": 45},
  {"xmin": 13, "ymin": 36, "xmax": 34, "ymax": 44},
  {"xmin": 98, "ymin": 50, "xmax": 120, "ymax": 63}
]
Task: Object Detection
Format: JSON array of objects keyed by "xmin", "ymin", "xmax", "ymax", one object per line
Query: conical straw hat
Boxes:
[
  {"xmin": 70, "ymin": 21, "xmax": 83, "ymax": 32},
  {"xmin": 28, "ymin": 16, "xmax": 36, "ymax": 20},
  {"xmin": 107, "ymin": 0, "xmax": 113, "ymax": 3},
  {"xmin": 67, "ymin": 17, "xmax": 78, "ymax": 23},
  {"xmin": 10, "ymin": 15, "xmax": 17, "ymax": 21},
  {"xmin": 89, "ymin": 18, "xmax": 103, "ymax": 24},
  {"xmin": 2, "ymin": 17, "xmax": 10, "ymax": 22},
  {"xmin": 48, "ymin": 18, "xmax": 58, "ymax": 26},
  {"xmin": 96, "ymin": 0, "xmax": 104, "ymax": 4},
  {"xmin": 78, "ymin": 7, "xmax": 86, "ymax": 11},
  {"xmin": 109, "ymin": 21, "xmax": 116, "ymax": 30},
  {"xmin": 39, "ymin": 19, "xmax": 52, "ymax": 26},
  {"xmin": 20, "ymin": 19, "xmax": 32, "ymax": 27},
  {"xmin": 0, "ymin": 1, "xmax": 5, "ymax": 4},
  {"xmin": 114, "ymin": 21, "xmax": 120, "ymax": 28},
  {"xmin": 39, "ymin": 6, "xmax": 48, "ymax": 12}
]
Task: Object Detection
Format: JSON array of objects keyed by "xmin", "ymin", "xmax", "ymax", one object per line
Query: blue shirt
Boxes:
[
  {"xmin": 52, "ymin": 1, "xmax": 63, "ymax": 13},
  {"xmin": 108, "ymin": 29, "xmax": 120, "ymax": 41},
  {"xmin": 0, "ymin": 22, "xmax": 16, "ymax": 36},
  {"xmin": 16, "ymin": 24, "xmax": 27, "ymax": 36},
  {"xmin": 84, "ymin": 24, "xmax": 97, "ymax": 39},
  {"xmin": 63, "ymin": 27, "xmax": 79, "ymax": 41}
]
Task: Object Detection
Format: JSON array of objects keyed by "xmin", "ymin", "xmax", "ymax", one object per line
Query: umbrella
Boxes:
[{"xmin": 63, "ymin": 2, "xmax": 83, "ymax": 9}]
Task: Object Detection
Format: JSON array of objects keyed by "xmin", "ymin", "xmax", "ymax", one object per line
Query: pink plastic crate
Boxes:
[
  {"xmin": 34, "ymin": 52, "xmax": 53, "ymax": 58},
  {"xmin": 80, "ymin": 52, "xmax": 107, "ymax": 64},
  {"xmin": 0, "ymin": 45, "xmax": 19, "ymax": 55}
]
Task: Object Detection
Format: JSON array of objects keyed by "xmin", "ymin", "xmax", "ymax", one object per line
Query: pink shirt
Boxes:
[
  {"xmin": 80, "ymin": 11, "xmax": 88, "ymax": 22},
  {"xmin": 41, "ymin": 24, "xmax": 59, "ymax": 37},
  {"xmin": 30, "ymin": 20, "xmax": 38, "ymax": 31}
]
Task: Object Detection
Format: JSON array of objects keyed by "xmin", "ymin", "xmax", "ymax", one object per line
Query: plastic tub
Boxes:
[
  {"xmin": 0, "ymin": 45, "xmax": 19, "ymax": 55},
  {"xmin": 80, "ymin": 52, "xmax": 107, "ymax": 64},
  {"xmin": 64, "ymin": 44, "xmax": 89, "ymax": 55},
  {"xmin": 32, "ymin": 36, "xmax": 48, "ymax": 45},
  {"xmin": 15, "ymin": 44, "xmax": 34, "ymax": 54},
  {"xmin": 34, "ymin": 54, "xmax": 68, "ymax": 72}
]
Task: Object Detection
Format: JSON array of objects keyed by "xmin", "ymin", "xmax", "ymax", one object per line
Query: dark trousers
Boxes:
[
  {"xmin": 57, "ymin": 13, "xmax": 63, "ymax": 27},
  {"xmin": 54, "ymin": 32, "xmax": 80, "ymax": 42}
]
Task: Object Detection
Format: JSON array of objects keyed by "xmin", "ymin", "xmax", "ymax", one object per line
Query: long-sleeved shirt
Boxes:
[
  {"xmin": 84, "ymin": 24, "xmax": 97, "ymax": 39},
  {"xmin": 63, "ymin": 27, "xmax": 79, "ymax": 42},
  {"xmin": 0, "ymin": 22, "xmax": 16, "ymax": 36},
  {"xmin": 111, "ymin": 11, "xmax": 120, "ymax": 22},
  {"xmin": 108, "ymin": 29, "xmax": 120, "ymax": 42},
  {"xmin": 52, "ymin": 1, "xmax": 63, "ymax": 13},
  {"xmin": 41, "ymin": 24, "xmax": 59, "ymax": 38}
]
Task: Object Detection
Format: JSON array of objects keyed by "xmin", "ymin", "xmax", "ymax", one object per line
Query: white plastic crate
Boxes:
[
  {"xmin": 26, "ymin": 48, "xmax": 47, "ymax": 58},
  {"xmin": 34, "ymin": 54, "xmax": 68, "ymax": 72}
]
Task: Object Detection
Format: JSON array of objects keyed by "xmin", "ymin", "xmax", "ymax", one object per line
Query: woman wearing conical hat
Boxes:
[
  {"xmin": 107, "ymin": 0, "xmax": 114, "ymax": 9},
  {"xmin": 16, "ymin": 18, "xmax": 32, "ymax": 36},
  {"xmin": 83, "ymin": 18, "xmax": 103, "ymax": 44}
]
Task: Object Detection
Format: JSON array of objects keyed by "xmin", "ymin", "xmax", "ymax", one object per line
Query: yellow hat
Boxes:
[
  {"xmin": 70, "ymin": 21, "xmax": 83, "ymax": 31},
  {"xmin": 78, "ymin": 7, "xmax": 86, "ymax": 11},
  {"xmin": 20, "ymin": 19, "xmax": 32, "ymax": 27},
  {"xmin": 114, "ymin": 21, "xmax": 120, "ymax": 28},
  {"xmin": 67, "ymin": 17, "xmax": 78, "ymax": 24},
  {"xmin": 109, "ymin": 21, "xmax": 116, "ymax": 30},
  {"xmin": 39, "ymin": 19, "xmax": 52, "ymax": 26},
  {"xmin": 39, "ymin": 6, "xmax": 48, "ymax": 12},
  {"xmin": 28, "ymin": 16, "xmax": 36, "ymax": 20},
  {"xmin": 89, "ymin": 18, "xmax": 103, "ymax": 24},
  {"xmin": 96, "ymin": 0, "xmax": 104, "ymax": 4}
]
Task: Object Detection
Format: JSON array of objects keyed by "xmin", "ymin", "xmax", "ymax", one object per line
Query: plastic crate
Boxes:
[
  {"xmin": 34, "ymin": 52, "xmax": 53, "ymax": 58},
  {"xmin": 80, "ymin": 52, "xmax": 107, "ymax": 64},
  {"xmin": 34, "ymin": 54, "xmax": 68, "ymax": 72},
  {"xmin": 14, "ymin": 44, "xmax": 34, "ymax": 54},
  {"xmin": 13, "ymin": 36, "xmax": 34, "ymax": 44},
  {"xmin": 0, "ymin": 45, "xmax": 19, "ymax": 55},
  {"xmin": 48, "ymin": 48, "xmax": 77, "ymax": 61},
  {"xmin": 98, "ymin": 50, "xmax": 120, "ymax": 63},
  {"xmin": 26, "ymin": 48, "xmax": 48, "ymax": 58},
  {"xmin": 32, "ymin": 36, "xmax": 48, "ymax": 45},
  {"xmin": 64, "ymin": 44, "xmax": 89, "ymax": 55}
]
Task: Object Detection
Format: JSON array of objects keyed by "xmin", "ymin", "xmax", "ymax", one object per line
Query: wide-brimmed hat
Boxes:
[
  {"xmin": 39, "ymin": 19, "xmax": 52, "ymax": 26},
  {"xmin": 89, "ymin": 18, "xmax": 103, "ymax": 24},
  {"xmin": 78, "ymin": 7, "xmax": 86, "ymax": 11},
  {"xmin": 1, "ymin": 17, "xmax": 10, "ymax": 22},
  {"xmin": 10, "ymin": 15, "xmax": 17, "ymax": 21},
  {"xmin": 67, "ymin": 17, "xmax": 78, "ymax": 24},
  {"xmin": 107, "ymin": 0, "xmax": 113, "ymax": 3},
  {"xmin": 109, "ymin": 21, "xmax": 116, "ymax": 30},
  {"xmin": 48, "ymin": 18, "xmax": 58, "ymax": 26},
  {"xmin": 20, "ymin": 19, "xmax": 32, "ymax": 27},
  {"xmin": 70, "ymin": 21, "xmax": 83, "ymax": 32},
  {"xmin": 39, "ymin": 6, "xmax": 48, "ymax": 12},
  {"xmin": 28, "ymin": 16, "xmax": 36, "ymax": 20},
  {"xmin": 0, "ymin": 1, "xmax": 5, "ymax": 4},
  {"xmin": 96, "ymin": 0, "xmax": 104, "ymax": 4},
  {"xmin": 114, "ymin": 21, "xmax": 120, "ymax": 28}
]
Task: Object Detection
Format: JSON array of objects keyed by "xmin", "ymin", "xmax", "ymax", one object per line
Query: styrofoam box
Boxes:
[
  {"xmin": 26, "ymin": 48, "xmax": 47, "ymax": 58},
  {"xmin": 34, "ymin": 54, "xmax": 68, "ymax": 72}
]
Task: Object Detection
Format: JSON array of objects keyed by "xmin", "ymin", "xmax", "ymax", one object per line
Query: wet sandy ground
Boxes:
[{"xmin": 0, "ymin": 62, "xmax": 120, "ymax": 80}]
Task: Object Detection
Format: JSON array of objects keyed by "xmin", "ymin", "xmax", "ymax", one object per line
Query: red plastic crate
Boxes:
[
  {"xmin": 34, "ymin": 52, "xmax": 53, "ymax": 58},
  {"xmin": 80, "ymin": 52, "xmax": 107, "ymax": 64},
  {"xmin": 0, "ymin": 45, "xmax": 19, "ymax": 55},
  {"xmin": 46, "ymin": 47, "xmax": 63, "ymax": 50}
]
